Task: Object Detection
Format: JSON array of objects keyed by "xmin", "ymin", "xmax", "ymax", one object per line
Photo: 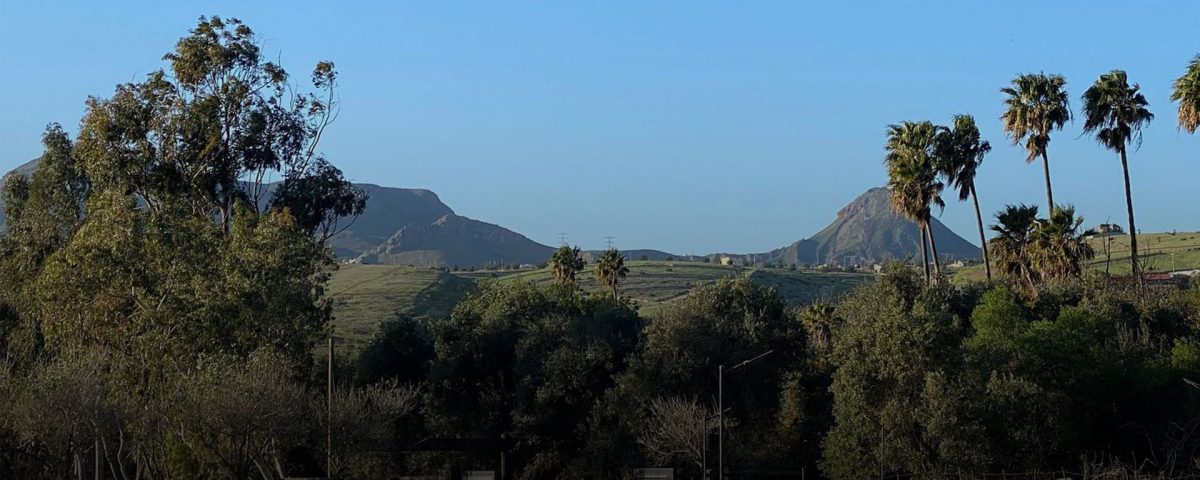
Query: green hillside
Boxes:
[
  {"xmin": 950, "ymin": 231, "xmax": 1200, "ymax": 283},
  {"xmin": 326, "ymin": 264, "xmax": 475, "ymax": 344},
  {"xmin": 494, "ymin": 260, "xmax": 872, "ymax": 314},
  {"xmin": 327, "ymin": 260, "xmax": 874, "ymax": 344}
]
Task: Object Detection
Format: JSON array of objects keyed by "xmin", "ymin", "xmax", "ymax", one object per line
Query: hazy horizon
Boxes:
[{"xmin": 2, "ymin": 1, "xmax": 1197, "ymax": 253}]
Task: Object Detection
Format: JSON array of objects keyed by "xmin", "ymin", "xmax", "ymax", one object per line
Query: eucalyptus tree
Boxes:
[
  {"xmin": 1000, "ymin": 73, "xmax": 1072, "ymax": 212},
  {"xmin": 1170, "ymin": 54, "xmax": 1200, "ymax": 135},
  {"xmin": 1081, "ymin": 70, "xmax": 1153, "ymax": 280},
  {"xmin": 935, "ymin": 114, "xmax": 993, "ymax": 280},
  {"xmin": 594, "ymin": 248, "xmax": 630, "ymax": 298},
  {"xmin": 885, "ymin": 121, "xmax": 946, "ymax": 284},
  {"xmin": 549, "ymin": 245, "xmax": 585, "ymax": 285}
]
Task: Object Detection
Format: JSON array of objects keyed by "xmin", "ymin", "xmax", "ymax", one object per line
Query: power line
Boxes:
[
  {"xmin": 558, "ymin": 233, "xmax": 568, "ymax": 246},
  {"xmin": 604, "ymin": 236, "xmax": 614, "ymax": 249}
]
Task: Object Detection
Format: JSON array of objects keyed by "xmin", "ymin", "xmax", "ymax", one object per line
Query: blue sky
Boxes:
[{"xmin": 1, "ymin": 1, "xmax": 1196, "ymax": 253}]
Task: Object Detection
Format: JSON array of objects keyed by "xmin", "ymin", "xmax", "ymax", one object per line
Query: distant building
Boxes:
[
  {"xmin": 719, "ymin": 256, "xmax": 734, "ymax": 266},
  {"xmin": 1091, "ymin": 223, "xmax": 1125, "ymax": 237}
]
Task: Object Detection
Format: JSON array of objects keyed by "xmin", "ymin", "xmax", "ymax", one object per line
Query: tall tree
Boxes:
[
  {"xmin": 594, "ymin": 248, "xmax": 630, "ymax": 298},
  {"xmin": 935, "ymin": 114, "xmax": 993, "ymax": 281},
  {"xmin": 549, "ymin": 245, "xmax": 585, "ymax": 285},
  {"xmin": 1000, "ymin": 73, "xmax": 1072, "ymax": 213},
  {"xmin": 1081, "ymin": 70, "xmax": 1153, "ymax": 281},
  {"xmin": 1170, "ymin": 54, "xmax": 1200, "ymax": 134},
  {"xmin": 885, "ymin": 121, "xmax": 946, "ymax": 284}
]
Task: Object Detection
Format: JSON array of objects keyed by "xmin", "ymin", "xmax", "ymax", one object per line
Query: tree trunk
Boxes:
[
  {"xmin": 1120, "ymin": 148, "xmax": 1140, "ymax": 285},
  {"xmin": 1041, "ymin": 151, "xmax": 1055, "ymax": 213},
  {"xmin": 927, "ymin": 221, "xmax": 943, "ymax": 280},
  {"xmin": 971, "ymin": 185, "xmax": 992, "ymax": 281},
  {"xmin": 919, "ymin": 225, "xmax": 930, "ymax": 285}
]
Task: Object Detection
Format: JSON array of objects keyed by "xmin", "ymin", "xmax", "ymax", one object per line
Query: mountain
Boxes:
[
  {"xmin": 0, "ymin": 159, "xmax": 553, "ymax": 267},
  {"xmin": 756, "ymin": 187, "xmax": 980, "ymax": 266}
]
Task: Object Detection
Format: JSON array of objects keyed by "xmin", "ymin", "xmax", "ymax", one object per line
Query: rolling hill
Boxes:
[{"xmin": 327, "ymin": 260, "xmax": 874, "ymax": 344}]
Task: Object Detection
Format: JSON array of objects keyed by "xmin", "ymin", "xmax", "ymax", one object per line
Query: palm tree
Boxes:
[
  {"xmin": 549, "ymin": 245, "xmax": 585, "ymax": 285},
  {"xmin": 988, "ymin": 204, "xmax": 1040, "ymax": 293},
  {"xmin": 885, "ymin": 121, "xmax": 946, "ymax": 284},
  {"xmin": 935, "ymin": 114, "xmax": 993, "ymax": 281},
  {"xmin": 594, "ymin": 248, "xmax": 629, "ymax": 297},
  {"xmin": 1031, "ymin": 206, "xmax": 1095, "ymax": 280},
  {"xmin": 1081, "ymin": 70, "xmax": 1154, "ymax": 281},
  {"xmin": 1000, "ymin": 73, "xmax": 1072, "ymax": 213},
  {"xmin": 1170, "ymin": 54, "xmax": 1200, "ymax": 134}
]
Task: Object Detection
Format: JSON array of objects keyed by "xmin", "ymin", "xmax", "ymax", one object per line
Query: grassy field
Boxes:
[
  {"xmin": 951, "ymin": 231, "xmax": 1200, "ymax": 283},
  {"xmin": 326, "ymin": 264, "xmax": 475, "ymax": 345},
  {"xmin": 482, "ymin": 261, "xmax": 871, "ymax": 315},
  {"xmin": 327, "ymin": 261, "xmax": 875, "ymax": 344}
]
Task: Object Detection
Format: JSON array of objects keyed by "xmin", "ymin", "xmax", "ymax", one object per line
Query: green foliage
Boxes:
[
  {"xmin": 424, "ymin": 281, "xmax": 641, "ymax": 478},
  {"xmin": 1000, "ymin": 72, "xmax": 1072, "ymax": 163},
  {"xmin": 1172, "ymin": 54, "xmax": 1200, "ymax": 134},
  {"xmin": 594, "ymin": 248, "xmax": 630, "ymax": 297},
  {"xmin": 548, "ymin": 245, "xmax": 585, "ymax": 285}
]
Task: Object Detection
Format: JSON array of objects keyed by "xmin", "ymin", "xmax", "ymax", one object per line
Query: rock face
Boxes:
[{"xmin": 759, "ymin": 187, "xmax": 981, "ymax": 266}]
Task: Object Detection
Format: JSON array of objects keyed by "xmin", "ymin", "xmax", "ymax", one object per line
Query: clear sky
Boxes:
[{"xmin": 1, "ymin": 1, "xmax": 1196, "ymax": 254}]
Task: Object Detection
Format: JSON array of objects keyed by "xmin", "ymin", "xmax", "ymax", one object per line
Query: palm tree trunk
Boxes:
[
  {"xmin": 1119, "ymin": 148, "xmax": 1140, "ymax": 284},
  {"xmin": 919, "ymin": 225, "xmax": 930, "ymax": 285},
  {"xmin": 1041, "ymin": 151, "xmax": 1055, "ymax": 213},
  {"xmin": 971, "ymin": 185, "xmax": 992, "ymax": 281},
  {"xmin": 927, "ymin": 222, "xmax": 943, "ymax": 280}
]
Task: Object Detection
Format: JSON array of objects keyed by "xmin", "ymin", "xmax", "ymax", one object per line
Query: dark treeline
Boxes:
[{"xmin": 1, "ymin": 17, "xmax": 1199, "ymax": 480}]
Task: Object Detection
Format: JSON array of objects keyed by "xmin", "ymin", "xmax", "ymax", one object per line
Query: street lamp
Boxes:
[{"xmin": 718, "ymin": 349, "xmax": 774, "ymax": 479}]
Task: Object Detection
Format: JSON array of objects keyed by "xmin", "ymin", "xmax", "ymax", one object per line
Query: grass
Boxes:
[
  {"xmin": 326, "ymin": 264, "xmax": 474, "ymax": 345},
  {"xmin": 490, "ymin": 260, "xmax": 872, "ymax": 316},
  {"xmin": 327, "ymin": 260, "xmax": 876, "ymax": 344},
  {"xmin": 950, "ymin": 231, "xmax": 1200, "ymax": 283}
]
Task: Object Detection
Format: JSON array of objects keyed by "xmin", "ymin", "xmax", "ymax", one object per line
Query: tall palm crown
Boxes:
[
  {"xmin": 549, "ymin": 245, "xmax": 585, "ymax": 285},
  {"xmin": 885, "ymin": 121, "xmax": 945, "ymax": 281},
  {"xmin": 1001, "ymin": 73, "xmax": 1072, "ymax": 161},
  {"xmin": 1169, "ymin": 54, "xmax": 1200, "ymax": 134},
  {"xmin": 1000, "ymin": 73, "xmax": 1070, "ymax": 212},
  {"xmin": 594, "ymin": 248, "xmax": 630, "ymax": 297},
  {"xmin": 1081, "ymin": 70, "xmax": 1154, "ymax": 151},
  {"xmin": 885, "ymin": 121, "xmax": 945, "ymax": 226},
  {"xmin": 934, "ymin": 114, "xmax": 991, "ymax": 202},
  {"xmin": 934, "ymin": 114, "xmax": 993, "ymax": 280},
  {"xmin": 1081, "ymin": 70, "xmax": 1153, "ymax": 281}
]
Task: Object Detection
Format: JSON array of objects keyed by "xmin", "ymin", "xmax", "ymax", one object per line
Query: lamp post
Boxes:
[{"xmin": 718, "ymin": 349, "xmax": 774, "ymax": 479}]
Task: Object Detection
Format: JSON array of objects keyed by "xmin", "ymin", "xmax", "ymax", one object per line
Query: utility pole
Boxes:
[
  {"xmin": 718, "ymin": 364, "xmax": 723, "ymax": 480},
  {"xmin": 327, "ymin": 337, "xmax": 334, "ymax": 480},
  {"xmin": 717, "ymin": 350, "xmax": 774, "ymax": 479},
  {"xmin": 558, "ymin": 233, "xmax": 568, "ymax": 246},
  {"xmin": 604, "ymin": 236, "xmax": 614, "ymax": 249}
]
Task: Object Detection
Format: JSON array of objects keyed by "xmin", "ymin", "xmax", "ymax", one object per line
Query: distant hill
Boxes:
[
  {"xmin": 756, "ymin": 187, "xmax": 980, "ymax": 266},
  {"xmin": 355, "ymin": 213, "xmax": 554, "ymax": 267}
]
